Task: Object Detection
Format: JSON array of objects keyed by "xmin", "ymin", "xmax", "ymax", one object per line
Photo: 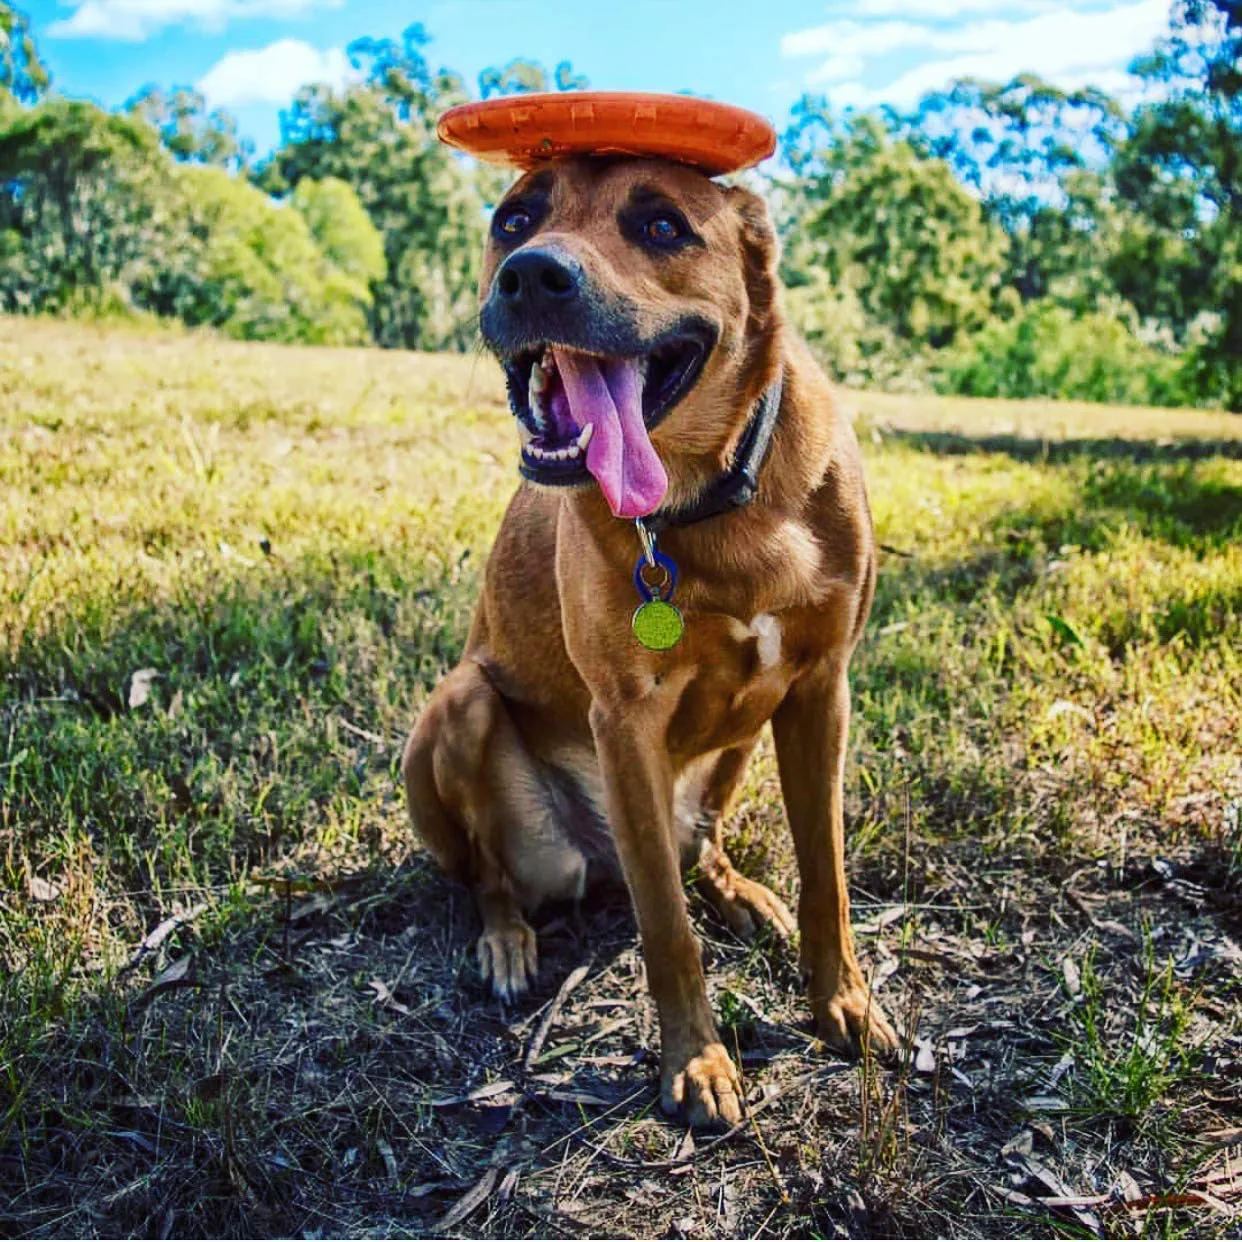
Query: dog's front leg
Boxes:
[
  {"xmin": 772, "ymin": 659, "xmax": 899, "ymax": 1057},
  {"xmin": 589, "ymin": 698, "xmax": 742, "ymax": 1128}
]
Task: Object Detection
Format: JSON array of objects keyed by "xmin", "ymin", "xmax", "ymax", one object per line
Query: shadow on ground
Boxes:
[{"xmin": 885, "ymin": 429, "xmax": 1242, "ymax": 465}]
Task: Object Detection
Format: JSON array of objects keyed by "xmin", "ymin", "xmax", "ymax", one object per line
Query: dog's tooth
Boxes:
[
  {"xmin": 527, "ymin": 373, "xmax": 546, "ymax": 427},
  {"xmin": 566, "ymin": 444, "xmax": 580, "ymax": 459},
  {"xmin": 518, "ymin": 422, "xmax": 533, "ymax": 447},
  {"xmin": 530, "ymin": 363, "xmax": 547, "ymax": 393},
  {"xmin": 577, "ymin": 423, "xmax": 594, "ymax": 450}
]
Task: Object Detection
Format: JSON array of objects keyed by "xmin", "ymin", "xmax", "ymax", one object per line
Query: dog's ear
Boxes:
[{"xmin": 726, "ymin": 185, "xmax": 781, "ymax": 338}]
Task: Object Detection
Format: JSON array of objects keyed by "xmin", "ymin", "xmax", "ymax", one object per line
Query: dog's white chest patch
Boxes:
[{"xmin": 749, "ymin": 613, "xmax": 782, "ymax": 668}]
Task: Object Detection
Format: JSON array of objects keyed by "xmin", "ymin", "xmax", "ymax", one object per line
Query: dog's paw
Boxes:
[
  {"xmin": 698, "ymin": 847, "xmax": 796, "ymax": 941},
  {"xmin": 476, "ymin": 919, "xmax": 537, "ymax": 1001},
  {"xmin": 714, "ymin": 875, "xmax": 797, "ymax": 941},
  {"xmin": 661, "ymin": 1041, "xmax": 743, "ymax": 1129},
  {"xmin": 813, "ymin": 980, "xmax": 899, "ymax": 1061}
]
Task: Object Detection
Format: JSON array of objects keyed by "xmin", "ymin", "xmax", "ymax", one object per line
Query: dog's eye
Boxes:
[
  {"xmin": 642, "ymin": 215, "xmax": 685, "ymax": 245},
  {"xmin": 496, "ymin": 206, "xmax": 533, "ymax": 238}
]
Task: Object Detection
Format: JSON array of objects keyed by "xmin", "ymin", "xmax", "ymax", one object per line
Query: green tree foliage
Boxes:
[
  {"xmin": 0, "ymin": 98, "xmax": 180, "ymax": 313},
  {"xmin": 262, "ymin": 24, "xmax": 483, "ymax": 351},
  {"xmin": 1, "ymin": 0, "xmax": 48, "ymax": 105},
  {"xmin": 161, "ymin": 167, "xmax": 380, "ymax": 344},
  {"xmin": 1112, "ymin": 0, "xmax": 1241, "ymax": 408},
  {"xmin": 126, "ymin": 84, "xmax": 250, "ymax": 172},
  {"xmin": 907, "ymin": 76, "xmax": 1128, "ymax": 308},
  {"xmin": 479, "ymin": 57, "xmax": 587, "ymax": 98},
  {"xmin": 786, "ymin": 109, "xmax": 1005, "ymax": 351},
  {"xmin": 938, "ymin": 301, "xmax": 1185, "ymax": 406},
  {"xmin": 291, "ymin": 175, "xmax": 386, "ymax": 294},
  {"xmin": 0, "ymin": 32, "xmax": 379, "ymax": 346}
]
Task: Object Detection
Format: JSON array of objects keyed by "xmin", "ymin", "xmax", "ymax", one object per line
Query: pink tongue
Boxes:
[{"xmin": 552, "ymin": 349, "xmax": 667, "ymax": 518}]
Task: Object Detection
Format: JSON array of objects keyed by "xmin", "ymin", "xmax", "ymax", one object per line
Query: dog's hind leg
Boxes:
[
  {"xmin": 687, "ymin": 742, "xmax": 796, "ymax": 940},
  {"xmin": 402, "ymin": 660, "xmax": 577, "ymax": 1000}
]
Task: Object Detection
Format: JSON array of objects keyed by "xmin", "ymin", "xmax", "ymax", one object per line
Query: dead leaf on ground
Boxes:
[
  {"xmin": 428, "ymin": 1080, "xmax": 517, "ymax": 1108},
  {"xmin": 130, "ymin": 955, "xmax": 198, "ymax": 1011},
  {"xmin": 437, "ymin": 1166, "xmax": 499, "ymax": 1231},
  {"xmin": 28, "ymin": 875, "xmax": 61, "ymax": 902},
  {"xmin": 151, "ymin": 956, "xmax": 192, "ymax": 988},
  {"xmin": 368, "ymin": 978, "xmax": 411, "ymax": 1016},
  {"xmin": 1061, "ymin": 956, "xmax": 1083, "ymax": 998},
  {"xmin": 127, "ymin": 668, "xmax": 160, "ymax": 708},
  {"xmin": 376, "ymin": 1138, "xmax": 398, "ymax": 1185}
]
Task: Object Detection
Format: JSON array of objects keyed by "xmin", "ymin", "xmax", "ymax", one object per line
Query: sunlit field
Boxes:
[{"xmin": 2, "ymin": 317, "xmax": 1239, "ymax": 1237}]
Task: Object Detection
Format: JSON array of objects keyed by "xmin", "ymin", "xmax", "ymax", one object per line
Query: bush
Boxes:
[
  {"xmin": 165, "ymin": 167, "xmax": 375, "ymax": 344},
  {"xmin": 936, "ymin": 300, "xmax": 1191, "ymax": 406},
  {"xmin": 784, "ymin": 270, "xmax": 934, "ymax": 392}
]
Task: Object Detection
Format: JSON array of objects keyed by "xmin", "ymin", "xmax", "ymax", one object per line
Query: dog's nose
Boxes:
[{"xmin": 495, "ymin": 247, "xmax": 582, "ymax": 309}]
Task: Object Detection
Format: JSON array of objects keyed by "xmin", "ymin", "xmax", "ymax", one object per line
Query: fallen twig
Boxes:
[
  {"xmin": 335, "ymin": 715, "xmax": 398, "ymax": 747},
  {"xmin": 116, "ymin": 903, "xmax": 208, "ymax": 981},
  {"xmin": 525, "ymin": 964, "xmax": 590, "ymax": 1071}
]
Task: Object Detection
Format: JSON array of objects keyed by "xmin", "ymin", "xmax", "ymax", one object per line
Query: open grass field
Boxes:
[{"xmin": 2, "ymin": 316, "xmax": 1240, "ymax": 1238}]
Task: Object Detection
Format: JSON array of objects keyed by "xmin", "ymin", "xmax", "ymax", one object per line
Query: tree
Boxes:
[
  {"xmin": 905, "ymin": 75, "xmax": 1128, "ymax": 307},
  {"xmin": 0, "ymin": 98, "xmax": 180, "ymax": 313},
  {"xmin": 291, "ymin": 175, "xmax": 386, "ymax": 295},
  {"xmin": 479, "ymin": 58, "xmax": 587, "ymax": 98},
  {"xmin": 1, "ymin": 1, "xmax": 48, "ymax": 105},
  {"xmin": 126, "ymin": 84, "xmax": 250, "ymax": 173},
  {"xmin": 261, "ymin": 24, "xmax": 484, "ymax": 350},
  {"xmin": 791, "ymin": 113, "xmax": 1006, "ymax": 349},
  {"xmin": 1112, "ymin": 0, "xmax": 1241, "ymax": 407},
  {"xmin": 161, "ymin": 166, "xmax": 378, "ymax": 345}
]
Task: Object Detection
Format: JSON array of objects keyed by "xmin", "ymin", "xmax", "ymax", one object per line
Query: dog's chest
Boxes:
[{"xmin": 667, "ymin": 611, "xmax": 794, "ymax": 755}]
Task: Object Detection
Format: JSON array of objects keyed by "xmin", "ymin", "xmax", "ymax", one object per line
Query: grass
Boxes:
[
  {"xmin": 1066, "ymin": 938, "xmax": 1195, "ymax": 1122},
  {"xmin": 2, "ymin": 315, "xmax": 1240, "ymax": 1237}
]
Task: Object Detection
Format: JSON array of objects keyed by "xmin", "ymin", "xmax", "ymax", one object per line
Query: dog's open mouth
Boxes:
[{"xmin": 502, "ymin": 331, "xmax": 709, "ymax": 519}]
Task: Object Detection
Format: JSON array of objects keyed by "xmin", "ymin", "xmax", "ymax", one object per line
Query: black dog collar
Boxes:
[{"xmin": 642, "ymin": 371, "xmax": 784, "ymax": 534}]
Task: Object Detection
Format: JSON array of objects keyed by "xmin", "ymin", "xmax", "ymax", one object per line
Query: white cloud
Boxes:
[
  {"xmin": 196, "ymin": 38, "xmax": 349, "ymax": 107},
  {"xmin": 48, "ymin": 0, "xmax": 342, "ymax": 42},
  {"xmin": 784, "ymin": 0, "xmax": 1168, "ymax": 105},
  {"xmin": 881, "ymin": 1, "xmax": 1167, "ymax": 103},
  {"xmin": 782, "ymin": 18, "xmax": 931, "ymax": 60},
  {"xmin": 827, "ymin": 81, "xmax": 878, "ymax": 111},
  {"xmin": 853, "ymin": 0, "xmax": 1055, "ymax": 15}
]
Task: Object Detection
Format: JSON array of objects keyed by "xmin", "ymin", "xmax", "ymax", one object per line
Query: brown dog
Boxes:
[{"xmin": 402, "ymin": 156, "xmax": 897, "ymax": 1127}]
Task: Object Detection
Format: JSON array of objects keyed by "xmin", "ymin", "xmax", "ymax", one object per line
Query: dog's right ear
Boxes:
[{"xmin": 725, "ymin": 185, "xmax": 782, "ymax": 339}]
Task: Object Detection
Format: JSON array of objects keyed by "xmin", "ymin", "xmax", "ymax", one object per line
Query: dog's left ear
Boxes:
[{"xmin": 726, "ymin": 185, "xmax": 781, "ymax": 337}]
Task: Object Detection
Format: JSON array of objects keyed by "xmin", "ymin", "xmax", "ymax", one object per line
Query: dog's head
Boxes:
[{"xmin": 478, "ymin": 157, "xmax": 781, "ymax": 519}]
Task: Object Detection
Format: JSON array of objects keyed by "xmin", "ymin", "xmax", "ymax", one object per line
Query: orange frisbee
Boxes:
[{"xmin": 436, "ymin": 91, "xmax": 776, "ymax": 176}]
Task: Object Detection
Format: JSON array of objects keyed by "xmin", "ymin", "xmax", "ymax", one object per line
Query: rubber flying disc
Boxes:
[{"xmin": 436, "ymin": 91, "xmax": 776, "ymax": 176}]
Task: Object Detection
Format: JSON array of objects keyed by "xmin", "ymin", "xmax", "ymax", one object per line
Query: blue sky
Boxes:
[{"xmin": 21, "ymin": 0, "xmax": 1173, "ymax": 156}]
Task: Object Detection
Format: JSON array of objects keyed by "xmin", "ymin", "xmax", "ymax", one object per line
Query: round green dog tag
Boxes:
[{"xmin": 632, "ymin": 599, "xmax": 685, "ymax": 651}]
